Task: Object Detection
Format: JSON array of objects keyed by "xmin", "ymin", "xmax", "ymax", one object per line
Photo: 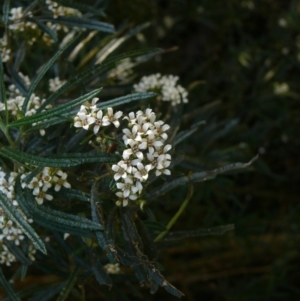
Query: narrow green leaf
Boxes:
[
  {"xmin": 38, "ymin": 48, "xmax": 160, "ymax": 111},
  {"xmin": 95, "ymin": 22, "xmax": 151, "ymax": 63},
  {"xmin": 56, "ymin": 266, "xmax": 80, "ymax": 301},
  {"xmin": 26, "ymin": 18, "xmax": 58, "ymax": 42},
  {"xmin": 90, "ymin": 182, "xmax": 116, "ymax": 262},
  {"xmin": 0, "ymin": 268, "xmax": 20, "ymax": 301},
  {"xmin": 146, "ymin": 266, "xmax": 184, "ymax": 298},
  {"xmin": 0, "ymin": 146, "xmax": 118, "ymax": 167},
  {"xmin": 55, "ymin": 0, "xmax": 105, "ymax": 16},
  {"xmin": 0, "ymin": 191, "xmax": 47, "ymax": 254},
  {"xmin": 97, "ymin": 92, "xmax": 157, "ymax": 110},
  {"xmin": 173, "ymin": 120, "xmax": 206, "ymax": 146},
  {"xmin": 147, "ymin": 156, "xmax": 258, "ymax": 199},
  {"xmin": 27, "ymin": 91, "xmax": 157, "ymax": 132},
  {"xmin": 52, "ymin": 187, "xmax": 91, "ymax": 202},
  {"xmin": 164, "ymin": 224, "xmax": 235, "ymax": 240},
  {"xmin": 38, "ymin": 16, "xmax": 115, "ymax": 33},
  {"xmin": 21, "ymin": 32, "xmax": 81, "ymax": 115},
  {"xmin": 2, "ymin": 0, "xmax": 10, "ymax": 26},
  {"xmin": 9, "ymin": 88, "xmax": 101, "ymax": 128},
  {"xmin": 24, "ymin": 188, "xmax": 102, "ymax": 232}
]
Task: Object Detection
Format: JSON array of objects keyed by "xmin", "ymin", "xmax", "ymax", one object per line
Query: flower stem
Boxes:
[{"xmin": 154, "ymin": 182, "xmax": 194, "ymax": 243}]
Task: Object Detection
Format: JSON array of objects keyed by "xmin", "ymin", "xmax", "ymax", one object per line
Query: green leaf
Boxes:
[
  {"xmin": 56, "ymin": 266, "xmax": 80, "ymax": 301},
  {"xmin": 38, "ymin": 48, "xmax": 160, "ymax": 111},
  {"xmin": 147, "ymin": 156, "xmax": 259, "ymax": 199},
  {"xmin": 173, "ymin": 120, "xmax": 206, "ymax": 146},
  {"xmin": 0, "ymin": 146, "xmax": 118, "ymax": 167},
  {"xmin": 164, "ymin": 224, "xmax": 235, "ymax": 240},
  {"xmin": 24, "ymin": 188, "xmax": 102, "ymax": 232},
  {"xmin": 52, "ymin": 187, "xmax": 91, "ymax": 202},
  {"xmin": 95, "ymin": 22, "xmax": 151, "ymax": 63},
  {"xmin": 90, "ymin": 182, "xmax": 116, "ymax": 262},
  {"xmin": 0, "ymin": 191, "xmax": 47, "ymax": 254},
  {"xmin": 26, "ymin": 18, "xmax": 58, "ymax": 42},
  {"xmin": 97, "ymin": 92, "xmax": 157, "ymax": 110},
  {"xmin": 8, "ymin": 88, "xmax": 102, "ymax": 128},
  {"xmin": 55, "ymin": 0, "xmax": 105, "ymax": 16},
  {"xmin": 27, "ymin": 91, "xmax": 157, "ymax": 132},
  {"xmin": 2, "ymin": 0, "xmax": 10, "ymax": 26},
  {"xmin": 0, "ymin": 268, "xmax": 21, "ymax": 301},
  {"xmin": 38, "ymin": 16, "xmax": 115, "ymax": 33},
  {"xmin": 21, "ymin": 32, "xmax": 81, "ymax": 115}
]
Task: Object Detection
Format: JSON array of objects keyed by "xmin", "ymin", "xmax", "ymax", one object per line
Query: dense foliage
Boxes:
[{"xmin": 1, "ymin": 0, "xmax": 299, "ymax": 300}]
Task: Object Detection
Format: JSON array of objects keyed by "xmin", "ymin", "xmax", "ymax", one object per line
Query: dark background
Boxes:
[{"xmin": 106, "ymin": 0, "xmax": 300, "ymax": 300}]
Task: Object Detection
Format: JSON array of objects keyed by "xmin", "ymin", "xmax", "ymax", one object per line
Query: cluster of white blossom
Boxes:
[
  {"xmin": 0, "ymin": 35, "xmax": 11, "ymax": 63},
  {"xmin": 8, "ymin": 7, "xmax": 39, "ymax": 45},
  {"xmin": 6, "ymin": 2, "xmax": 83, "ymax": 47},
  {"xmin": 9, "ymin": 7, "xmax": 37, "ymax": 32},
  {"xmin": 133, "ymin": 73, "xmax": 188, "ymax": 106},
  {"xmin": 109, "ymin": 58, "xmax": 134, "ymax": 81},
  {"xmin": 46, "ymin": 0, "xmax": 82, "ymax": 34},
  {"xmin": 73, "ymin": 98, "xmax": 123, "ymax": 134},
  {"xmin": 0, "ymin": 170, "xmax": 35, "ymax": 265},
  {"xmin": 49, "ymin": 76, "xmax": 66, "ymax": 92},
  {"xmin": 21, "ymin": 167, "xmax": 71, "ymax": 205},
  {"xmin": 114, "ymin": 108, "xmax": 172, "ymax": 206},
  {"xmin": 73, "ymin": 100, "xmax": 172, "ymax": 207},
  {"xmin": 0, "ymin": 166, "xmax": 71, "ymax": 265},
  {"xmin": 0, "ymin": 72, "xmax": 53, "ymax": 136},
  {"xmin": 46, "ymin": 0, "xmax": 82, "ymax": 19}
]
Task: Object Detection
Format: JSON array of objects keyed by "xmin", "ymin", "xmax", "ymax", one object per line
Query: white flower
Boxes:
[
  {"xmin": 28, "ymin": 177, "xmax": 43, "ymax": 195},
  {"xmin": 90, "ymin": 109, "xmax": 105, "ymax": 134},
  {"xmin": 133, "ymin": 162, "xmax": 151, "ymax": 181},
  {"xmin": 53, "ymin": 170, "xmax": 71, "ymax": 191},
  {"xmin": 116, "ymin": 177, "xmax": 136, "ymax": 197},
  {"xmin": 122, "ymin": 140, "xmax": 144, "ymax": 160},
  {"xmin": 74, "ymin": 112, "xmax": 94, "ymax": 130},
  {"xmin": 156, "ymin": 158, "xmax": 171, "ymax": 176},
  {"xmin": 112, "ymin": 163, "xmax": 128, "ymax": 181},
  {"xmin": 102, "ymin": 107, "xmax": 123, "ymax": 128}
]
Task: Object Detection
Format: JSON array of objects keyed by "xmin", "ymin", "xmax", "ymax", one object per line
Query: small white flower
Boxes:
[
  {"xmin": 28, "ymin": 177, "xmax": 43, "ymax": 195},
  {"xmin": 74, "ymin": 112, "xmax": 93, "ymax": 130},
  {"xmin": 102, "ymin": 107, "xmax": 123, "ymax": 128},
  {"xmin": 133, "ymin": 162, "xmax": 152, "ymax": 181},
  {"xmin": 112, "ymin": 163, "xmax": 128, "ymax": 181},
  {"xmin": 53, "ymin": 170, "xmax": 71, "ymax": 191}
]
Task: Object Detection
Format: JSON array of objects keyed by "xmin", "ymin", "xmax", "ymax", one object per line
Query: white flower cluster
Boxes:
[
  {"xmin": 73, "ymin": 100, "xmax": 172, "ymax": 207},
  {"xmin": 49, "ymin": 77, "xmax": 66, "ymax": 92},
  {"xmin": 73, "ymin": 98, "xmax": 123, "ymax": 134},
  {"xmin": 21, "ymin": 167, "xmax": 71, "ymax": 205},
  {"xmin": 114, "ymin": 109, "xmax": 171, "ymax": 206},
  {"xmin": 46, "ymin": 0, "xmax": 82, "ymax": 34},
  {"xmin": 9, "ymin": 7, "xmax": 37, "ymax": 32},
  {"xmin": 0, "ymin": 73, "xmax": 52, "ymax": 136},
  {"xmin": 0, "ymin": 170, "xmax": 35, "ymax": 266},
  {"xmin": 46, "ymin": 0, "xmax": 82, "ymax": 19},
  {"xmin": 0, "ymin": 35, "xmax": 11, "ymax": 63},
  {"xmin": 0, "ymin": 166, "xmax": 71, "ymax": 265},
  {"xmin": 109, "ymin": 58, "xmax": 134, "ymax": 81},
  {"xmin": 133, "ymin": 73, "xmax": 188, "ymax": 106}
]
